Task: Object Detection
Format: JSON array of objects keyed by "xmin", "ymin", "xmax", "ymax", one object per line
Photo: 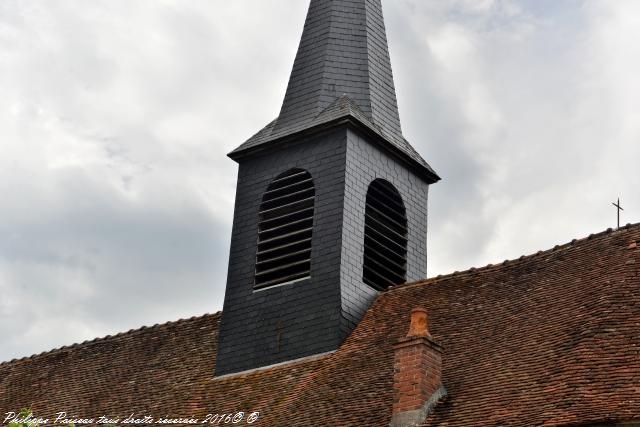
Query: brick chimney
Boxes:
[{"xmin": 390, "ymin": 307, "xmax": 446, "ymax": 427}]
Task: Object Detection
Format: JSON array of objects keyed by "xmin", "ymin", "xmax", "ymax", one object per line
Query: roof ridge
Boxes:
[
  {"xmin": 389, "ymin": 222, "xmax": 640, "ymax": 292},
  {"xmin": 311, "ymin": 94, "xmax": 360, "ymax": 119},
  {"xmin": 0, "ymin": 311, "xmax": 221, "ymax": 368}
]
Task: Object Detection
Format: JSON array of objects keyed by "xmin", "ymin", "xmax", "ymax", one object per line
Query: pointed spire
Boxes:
[
  {"xmin": 274, "ymin": 0, "xmax": 402, "ymax": 137},
  {"xmin": 229, "ymin": 0, "xmax": 439, "ymax": 183}
]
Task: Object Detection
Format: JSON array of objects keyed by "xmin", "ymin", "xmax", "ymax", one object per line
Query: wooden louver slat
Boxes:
[
  {"xmin": 255, "ymin": 169, "xmax": 315, "ymax": 289},
  {"xmin": 362, "ymin": 179, "xmax": 407, "ymax": 291}
]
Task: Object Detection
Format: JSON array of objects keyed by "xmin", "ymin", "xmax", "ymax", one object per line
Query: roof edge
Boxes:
[
  {"xmin": 228, "ymin": 113, "xmax": 440, "ymax": 184},
  {"xmin": 7, "ymin": 224, "xmax": 634, "ymax": 369},
  {"xmin": 0, "ymin": 312, "xmax": 221, "ymax": 368},
  {"xmin": 389, "ymin": 222, "xmax": 640, "ymax": 293},
  {"xmin": 213, "ymin": 350, "xmax": 335, "ymax": 380}
]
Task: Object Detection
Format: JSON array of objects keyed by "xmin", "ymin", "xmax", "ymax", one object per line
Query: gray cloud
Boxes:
[{"xmin": 1, "ymin": 0, "xmax": 638, "ymax": 362}]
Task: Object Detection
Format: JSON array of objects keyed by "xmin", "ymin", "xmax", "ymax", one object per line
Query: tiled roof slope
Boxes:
[
  {"xmin": 1, "ymin": 223, "xmax": 639, "ymax": 426},
  {"xmin": 228, "ymin": 0, "xmax": 438, "ymax": 182}
]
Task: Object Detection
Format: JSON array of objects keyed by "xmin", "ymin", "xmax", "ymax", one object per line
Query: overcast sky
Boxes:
[{"xmin": 1, "ymin": 0, "xmax": 638, "ymax": 363}]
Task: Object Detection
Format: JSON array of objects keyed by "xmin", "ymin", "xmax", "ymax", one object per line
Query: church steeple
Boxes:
[
  {"xmin": 229, "ymin": 0, "xmax": 438, "ymax": 183},
  {"xmin": 276, "ymin": 0, "xmax": 402, "ymax": 137},
  {"xmin": 217, "ymin": 0, "xmax": 438, "ymax": 376}
]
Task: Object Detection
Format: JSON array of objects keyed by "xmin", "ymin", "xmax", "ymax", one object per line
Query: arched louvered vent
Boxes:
[
  {"xmin": 362, "ymin": 179, "xmax": 408, "ymax": 291},
  {"xmin": 255, "ymin": 169, "xmax": 315, "ymax": 289}
]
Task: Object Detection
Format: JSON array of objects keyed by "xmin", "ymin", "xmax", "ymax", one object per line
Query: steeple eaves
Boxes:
[{"xmin": 229, "ymin": 95, "xmax": 440, "ymax": 183}]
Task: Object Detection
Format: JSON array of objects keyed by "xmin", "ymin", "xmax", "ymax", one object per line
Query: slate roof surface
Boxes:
[
  {"xmin": 272, "ymin": 0, "xmax": 402, "ymax": 136},
  {"xmin": 231, "ymin": 95, "xmax": 439, "ymax": 181},
  {"xmin": 228, "ymin": 0, "xmax": 438, "ymax": 181},
  {"xmin": 1, "ymin": 223, "xmax": 639, "ymax": 426}
]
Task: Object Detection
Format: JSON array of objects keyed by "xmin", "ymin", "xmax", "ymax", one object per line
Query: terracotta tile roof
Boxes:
[{"xmin": 2, "ymin": 223, "xmax": 640, "ymax": 426}]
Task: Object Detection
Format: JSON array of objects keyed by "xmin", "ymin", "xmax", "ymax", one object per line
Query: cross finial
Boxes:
[{"xmin": 612, "ymin": 198, "xmax": 624, "ymax": 229}]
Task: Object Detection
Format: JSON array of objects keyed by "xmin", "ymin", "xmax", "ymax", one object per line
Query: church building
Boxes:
[{"xmin": 2, "ymin": 1, "xmax": 639, "ymax": 426}]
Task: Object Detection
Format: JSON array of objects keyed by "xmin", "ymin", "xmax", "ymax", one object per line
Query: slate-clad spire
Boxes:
[
  {"xmin": 229, "ymin": 0, "xmax": 439, "ymax": 182},
  {"xmin": 275, "ymin": 0, "xmax": 402, "ymax": 137}
]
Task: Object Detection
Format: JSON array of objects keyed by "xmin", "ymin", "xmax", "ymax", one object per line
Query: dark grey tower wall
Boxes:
[
  {"xmin": 216, "ymin": 124, "xmax": 431, "ymax": 375},
  {"xmin": 216, "ymin": 0, "xmax": 439, "ymax": 375},
  {"xmin": 215, "ymin": 130, "xmax": 349, "ymax": 375},
  {"xmin": 339, "ymin": 129, "xmax": 430, "ymax": 334}
]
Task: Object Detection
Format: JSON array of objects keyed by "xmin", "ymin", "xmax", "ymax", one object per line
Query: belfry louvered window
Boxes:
[
  {"xmin": 254, "ymin": 169, "xmax": 315, "ymax": 289},
  {"xmin": 362, "ymin": 179, "xmax": 408, "ymax": 291}
]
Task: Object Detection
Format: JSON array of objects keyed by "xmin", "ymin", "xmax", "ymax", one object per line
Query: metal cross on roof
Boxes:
[{"xmin": 612, "ymin": 198, "xmax": 624, "ymax": 229}]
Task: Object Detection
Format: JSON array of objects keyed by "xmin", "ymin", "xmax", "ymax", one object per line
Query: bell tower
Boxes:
[{"xmin": 215, "ymin": 0, "xmax": 439, "ymax": 376}]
